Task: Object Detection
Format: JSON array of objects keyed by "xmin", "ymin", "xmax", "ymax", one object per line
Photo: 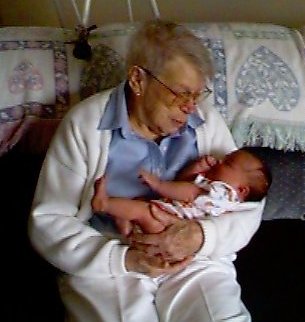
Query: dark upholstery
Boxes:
[
  {"xmin": 2, "ymin": 146, "xmax": 304, "ymax": 322},
  {"xmin": 235, "ymin": 219, "xmax": 305, "ymax": 322},
  {"xmin": 2, "ymin": 148, "xmax": 64, "ymax": 322},
  {"xmin": 246, "ymin": 147, "xmax": 305, "ymax": 220}
]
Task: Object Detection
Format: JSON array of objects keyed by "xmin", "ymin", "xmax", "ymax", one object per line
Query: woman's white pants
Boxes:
[{"xmin": 59, "ymin": 257, "xmax": 250, "ymax": 322}]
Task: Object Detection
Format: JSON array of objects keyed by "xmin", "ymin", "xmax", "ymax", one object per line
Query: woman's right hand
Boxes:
[
  {"xmin": 125, "ymin": 248, "xmax": 193, "ymax": 277},
  {"xmin": 128, "ymin": 204, "xmax": 204, "ymax": 263}
]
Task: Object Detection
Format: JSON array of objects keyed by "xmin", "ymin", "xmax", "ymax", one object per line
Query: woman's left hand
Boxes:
[{"xmin": 128, "ymin": 204, "xmax": 204, "ymax": 262}]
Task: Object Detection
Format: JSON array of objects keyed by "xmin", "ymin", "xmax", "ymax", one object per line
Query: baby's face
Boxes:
[
  {"xmin": 204, "ymin": 150, "xmax": 255, "ymax": 188},
  {"xmin": 204, "ymin": 155, "xmax": 243, "ymax": 187}
]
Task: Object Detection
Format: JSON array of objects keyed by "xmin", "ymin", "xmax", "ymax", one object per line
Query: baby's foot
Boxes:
[{"xmin": 91, "ymin": 176, "xmax": 109, "ymax": 213}]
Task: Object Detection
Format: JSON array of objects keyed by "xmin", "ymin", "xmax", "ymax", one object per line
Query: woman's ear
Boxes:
[
  {"xmin": 128, "ymin": 66, "xmax": 145, "ymax": 96},
  {"xmin": 237, "ymin": 185, "xmax": 250, "ymax": 201}
]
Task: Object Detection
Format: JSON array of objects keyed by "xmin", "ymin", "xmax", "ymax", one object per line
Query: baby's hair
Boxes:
[{"xmin": 241, "ymin": 148, "xmax": 272, "ymax": 201}]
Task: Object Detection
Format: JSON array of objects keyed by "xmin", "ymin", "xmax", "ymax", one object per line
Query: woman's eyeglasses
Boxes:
[{"xmin": 140, "ymin": 66, "xmax": 212, "ymax": 106}]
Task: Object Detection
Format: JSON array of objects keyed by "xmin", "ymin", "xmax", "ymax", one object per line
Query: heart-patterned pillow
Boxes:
[
  {"xmin": 235, "ymin": 46, "xmax": 299, "ymax": 111},
  {"xmin": 8, "ymin": 60, "xmax": 43, "ymax": 94}
]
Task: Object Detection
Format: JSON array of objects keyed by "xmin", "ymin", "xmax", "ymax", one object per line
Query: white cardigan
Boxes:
[{"xmin": 29, "ymin": 89, "xmax": 264, "ymax": 278}]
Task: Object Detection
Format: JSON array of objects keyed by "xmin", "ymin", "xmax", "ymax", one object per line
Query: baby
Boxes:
[{"xmin": 91, "ymin": 149, "xmax": 272, "ymax": 235}]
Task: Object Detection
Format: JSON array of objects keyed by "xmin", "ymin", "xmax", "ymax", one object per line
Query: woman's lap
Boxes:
[{"xmin": 58, "ymin": 259, "xmax": 250, "ymax": 322}]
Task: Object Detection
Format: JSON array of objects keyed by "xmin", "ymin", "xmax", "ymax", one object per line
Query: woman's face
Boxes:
[{"xmin": 140, "ymin": 56, "xmax": 205, "ymax": 137}]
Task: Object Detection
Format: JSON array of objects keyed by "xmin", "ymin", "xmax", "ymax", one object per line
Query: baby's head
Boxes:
[{"xmin": 205, "ymin": 149, "xmax": 272, "ymax": 201}]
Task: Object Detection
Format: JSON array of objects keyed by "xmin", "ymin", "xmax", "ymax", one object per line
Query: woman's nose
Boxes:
[{"xmin": 179, "ymin": 100, "xmax": 196, "ymax": 114}]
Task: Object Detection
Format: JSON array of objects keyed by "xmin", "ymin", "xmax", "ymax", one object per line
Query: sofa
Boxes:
[{"xmin": 1, "ymin": 23, "xmax": 304, "ymax": 322}]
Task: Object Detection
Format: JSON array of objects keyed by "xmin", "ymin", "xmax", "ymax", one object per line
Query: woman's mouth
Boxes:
[{"xmin": 172, "ymin": 118, "xmax": 185, "ymax": 127}]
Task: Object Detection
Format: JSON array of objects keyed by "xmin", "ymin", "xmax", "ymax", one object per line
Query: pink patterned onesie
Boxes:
[{"xmin": 152, "ymin": 175, "xmax": 256, "ymax": 219}]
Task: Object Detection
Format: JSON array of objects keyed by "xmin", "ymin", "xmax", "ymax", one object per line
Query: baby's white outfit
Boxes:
[{"xmin": 153, "ymin": 175, "xmax": 253, "ymax": 219}]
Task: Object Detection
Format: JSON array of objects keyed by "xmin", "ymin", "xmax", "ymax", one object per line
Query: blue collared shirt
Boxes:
[{"xmin": 98, "ymin": 82, "xmax": 204, "ymax": 200}]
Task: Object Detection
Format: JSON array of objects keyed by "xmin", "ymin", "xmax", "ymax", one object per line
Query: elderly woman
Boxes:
[{"xmin": 29, "ymin": 20, "xmax": 264, "ymax": 321}]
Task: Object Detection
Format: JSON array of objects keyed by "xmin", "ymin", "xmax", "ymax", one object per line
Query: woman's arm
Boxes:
[
  {"xmin": 29, "ymin": 93, "xmax": 131, "ymax": 278},
  {"xmin": 129, "ymin": 197, "xmax": 263, "ymax": 261}
]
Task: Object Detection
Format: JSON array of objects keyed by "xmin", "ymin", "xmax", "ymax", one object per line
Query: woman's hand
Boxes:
[
  {"xmin": 128, "ymin": 204, "xmax": 204, "ymax": 262},
  {"xmin": 125, "ymin": 248, "xmax": 193, "ymax": 277}
]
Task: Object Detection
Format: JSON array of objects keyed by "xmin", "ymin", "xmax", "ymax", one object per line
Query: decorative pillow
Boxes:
[
  {"xmin": 187, "ymin": 23, "xmax": 305, "ymax": 152},
  {"xmin": 80, "ymin": 43, "xmax": 125, "ymax": 100},
  {"xmin": 0, "ymin": 27, "xmax": 82, "ymax": 156},
  {"xmin": 222, "ymin": 24, "xmax": 305, "ymax": 152},
  {"xmin": 246, "ymin": 147, "xmax": 305, "ymax": 220}
]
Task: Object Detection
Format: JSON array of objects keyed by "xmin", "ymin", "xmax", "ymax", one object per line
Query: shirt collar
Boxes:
[
  {"xmin": 98, "ymin": 81, "xmax": 128, "ymax": 131},
  {"xmin": 98, "ymin": 81, "xmax": 205, "ymax": 136}
]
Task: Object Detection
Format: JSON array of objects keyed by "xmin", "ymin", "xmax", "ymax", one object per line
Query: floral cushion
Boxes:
[{"xmin": 80, "ymin": 43, "xmax": 125, "ymax": 100}]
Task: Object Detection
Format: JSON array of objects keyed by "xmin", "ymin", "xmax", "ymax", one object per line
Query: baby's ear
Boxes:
[{"xmin": 237, "ymin": 185, "xmax": 250, "ymax": 201}]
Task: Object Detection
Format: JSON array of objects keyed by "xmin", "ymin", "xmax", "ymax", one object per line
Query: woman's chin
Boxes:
[
  {"xmin": 155, "ymin": 121, "xmax": 184, "ymax": 137},
  {"xmin": 160, "ymin": 127, "xmax": 178, "ymax": 136}
]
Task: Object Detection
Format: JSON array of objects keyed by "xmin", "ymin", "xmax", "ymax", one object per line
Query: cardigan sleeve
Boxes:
[
  {"xmin": 29, "ymin": 92, "xmax": 130, "ymax": 278},
  {"xmin": 195, "ymin": 104, "xmax": 264, "ymax": 258}
]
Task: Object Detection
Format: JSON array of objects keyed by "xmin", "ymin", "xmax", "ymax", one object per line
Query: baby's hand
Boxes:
[
  {"xmin": 176, "ymin": 155, "xmax": 218, "ymax": 181},
  {"xmin": 197, "ymin": 155, "xmax": 218, "ymax": 172}
]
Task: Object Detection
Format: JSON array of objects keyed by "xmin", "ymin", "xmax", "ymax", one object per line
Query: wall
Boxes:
[{"xmin": 0, "ymin": 0, "xmax": 304, "ymax": 28}]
